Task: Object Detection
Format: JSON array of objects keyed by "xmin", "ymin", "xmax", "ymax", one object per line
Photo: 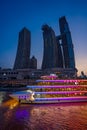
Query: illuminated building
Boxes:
[{"xmin": 14, "ymin": 27, "xmax": 31, "ymax": 69}]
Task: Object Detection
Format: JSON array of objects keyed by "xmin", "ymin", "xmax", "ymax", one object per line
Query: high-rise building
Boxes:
[
  {"xmin": 56, "ymin": 36, "xmax": 63, "ymax": 68},
  {"xmin": 41, "ymin": 24, "xmax": 58, "ymax": 69},
  {"xmin": 59, "ymin": 16, "xmax": 75, "ymax": 68},
  {"xmin": 30, "ymin": 56, "xmax": 37, "ymax": 69},
  {"xmin": 14, "ymin": 27, "xmax": 31, "ymax": 69}
]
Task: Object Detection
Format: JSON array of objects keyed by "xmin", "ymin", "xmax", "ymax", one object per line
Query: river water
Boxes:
[{"xmin": 0, "ymin": 91, "xmax": 87, "ymax": 130}]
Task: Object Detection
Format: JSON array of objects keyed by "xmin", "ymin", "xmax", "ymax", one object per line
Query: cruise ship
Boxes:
[{"xmin": 10, "ymin": 74, "xmax": 87, "ymax": 103}]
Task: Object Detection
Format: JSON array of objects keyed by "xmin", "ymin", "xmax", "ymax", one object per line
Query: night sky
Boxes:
[{"xmin": 0, "ymin": 0, "xmax": 87, "ymax": 75}]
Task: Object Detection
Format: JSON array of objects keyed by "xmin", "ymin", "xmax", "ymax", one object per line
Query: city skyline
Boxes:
[
  {"xmin": 0, "ymin": 0, "xmax": 87, "ymax": 75},
  {"xmin": 41, "ymin": 16, "xmax": 75, "ymax": 70}
]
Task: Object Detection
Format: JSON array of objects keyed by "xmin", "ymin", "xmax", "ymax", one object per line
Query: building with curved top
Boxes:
[
  {"xmin": 41, "ymin": 24, "xmax": 58, "ymax": 69},
  {"xmin": 59, "ymin": 16, "xmax": 75, "ymax": 68},
  {"xmin": 14, "ymin": 27, "xmax": 31, "ymax": 69}
]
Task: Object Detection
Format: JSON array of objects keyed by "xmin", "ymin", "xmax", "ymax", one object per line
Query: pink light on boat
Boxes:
[
  {"xmin": 35, "ymin": 96, "xmax": 87, "ymax": 101},
  {"xmin": 37, "ymin": 79, "xmax": 87, "ymax": 83},
  {"xmin": 41, "ymin": 74, "xmax": 58, "ymax": 80}
]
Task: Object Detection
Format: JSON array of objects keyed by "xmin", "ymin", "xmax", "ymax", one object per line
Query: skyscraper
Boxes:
[
  {"xmin": 59, "ymin": 16, "xmax": 75, "ymax": 68},
  {"xmin": 56, "ymin": 36, "xmax": 63, "ymax": 68},
  {"xmin": 41, "ymin": 24, "xmax": 58, "ymax": 69},
  {"xmin": 14, "ymin": 27, "xmax": 31, "ymax": 69}
]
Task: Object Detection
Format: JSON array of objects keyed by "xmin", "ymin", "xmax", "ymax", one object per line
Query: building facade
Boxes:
[
  {"xmin": 59, "ymin": 16, "xmax": 75, "ymax": 68},
  {"xmin": 41, "ymin": 24, "xmax": 58, "ymax": 69},
  {"xmin": 56, "ymin": 36, "xmax": 63, "ymax": 68},
  {"xmin": 14, "ymin": 27, "xmax": 31, "ymax": 69},
  {"xmin": 30, "ymin": 56, "xmax": 37, "ymax": 69}
]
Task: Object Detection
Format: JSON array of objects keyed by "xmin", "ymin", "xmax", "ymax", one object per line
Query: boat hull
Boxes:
[{"xmin": 19, "ymin": 97, "xmax": 87, "ymax": 104}]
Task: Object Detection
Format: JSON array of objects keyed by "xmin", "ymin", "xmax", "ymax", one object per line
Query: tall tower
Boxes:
[
  {"xmin": 56, "ymin": 36, "xmax": 63, "ymax": 68},
  {"xmin": 42, "ymin": 24, "xmax": 58, "ymax": 69},
  {"xmin": 59, "ymin": 16, "xmax": 75, "ymax": 68},
  {"xmin": 14, "ymin": 27, "xmax": 31, "ymax": 69}
]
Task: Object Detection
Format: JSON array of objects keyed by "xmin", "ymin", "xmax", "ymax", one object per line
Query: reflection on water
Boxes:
[
  {"xmin": 0, "ymin": 92, "xmax": 6, "ymax": 104},
  {"xmin": 0, "ymin": 92, "xmax": 87, "ymax": 130}
]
